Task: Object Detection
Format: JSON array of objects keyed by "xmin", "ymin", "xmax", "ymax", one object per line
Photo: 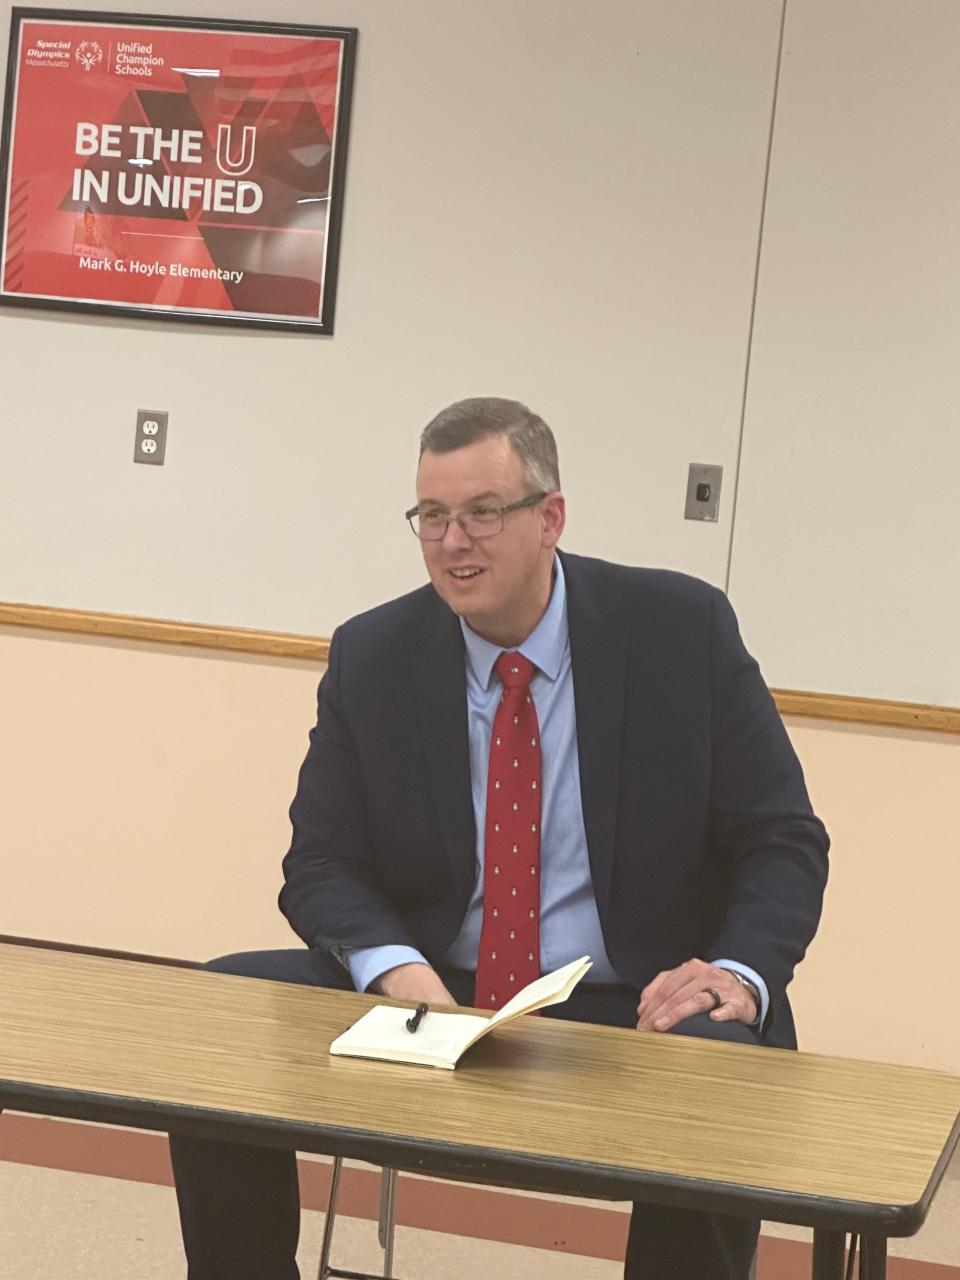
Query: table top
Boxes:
[{"xmin": 2, "ymin": 943, "xmax": 958, "ymax": 1235}]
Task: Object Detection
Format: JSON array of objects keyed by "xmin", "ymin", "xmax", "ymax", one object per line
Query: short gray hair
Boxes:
[{"xmin": 418, "ymin": 397, "xmax": 560, "ymax": 493}]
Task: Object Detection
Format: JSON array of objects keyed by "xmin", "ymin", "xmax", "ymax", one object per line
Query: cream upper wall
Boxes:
[
  {"xmin": 0, "ymin": 0, "xmax": 781, "ymax": 634},
  {"xmin": 2, "ymin": 625, "xmax": 957, "ymax": 1073},
  {"xmin": 729, "ymin": 0, "xmax": 960, "ymax": 705}
]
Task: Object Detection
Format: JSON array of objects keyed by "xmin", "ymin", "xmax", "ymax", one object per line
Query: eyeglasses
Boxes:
[{"xmin": 405, "ymin": 492, "xmax": 546, "ymax": 541}]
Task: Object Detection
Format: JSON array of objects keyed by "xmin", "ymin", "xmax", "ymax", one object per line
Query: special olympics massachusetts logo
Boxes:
[{"xmin": 75, "ymin": 41, "xmax": 103, "ymax": 72}]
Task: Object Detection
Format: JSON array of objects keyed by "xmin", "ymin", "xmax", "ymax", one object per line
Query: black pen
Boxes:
[{"xmin": 405, "ymin": 1002, "xmax": 429, "ymax": 1033}]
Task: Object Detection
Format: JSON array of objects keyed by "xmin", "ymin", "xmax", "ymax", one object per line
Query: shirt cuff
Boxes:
[
  {"xmin": 713, "ymin": 960, "xmax": 769, "ymax": 1027},
  {"xmin": 346, "ymin": 945, "xmax": 430, "ymax": 994}
]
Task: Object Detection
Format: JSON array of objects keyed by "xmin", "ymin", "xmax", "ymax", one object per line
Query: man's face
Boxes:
[{"xmin": 415, "ymin": 435, "xmax": 564, "ymax": 645}]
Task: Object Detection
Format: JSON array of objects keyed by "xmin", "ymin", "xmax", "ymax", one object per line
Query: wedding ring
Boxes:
[{"xmin": 704, "ymin": 986, "xmax": 724, "ymax": 1011}]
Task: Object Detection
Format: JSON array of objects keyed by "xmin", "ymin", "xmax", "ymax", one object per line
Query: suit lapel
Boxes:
[
  {"xmin": 413, "ymin": 596, "xmax": 477, "ymax": 906},
  {"xmin": 563, "ymin": 553, "xmax": 627, "ymax": 919}
]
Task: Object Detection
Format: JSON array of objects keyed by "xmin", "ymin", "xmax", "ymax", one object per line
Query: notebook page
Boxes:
[{"xmin": 488, "ymin": 956, "xmax": 593, "ymax": 1026}]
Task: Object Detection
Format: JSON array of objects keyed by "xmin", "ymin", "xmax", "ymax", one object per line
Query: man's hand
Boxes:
[
  {"xmin": 636, "ymin": 958, "xmax": 757, "ymax": 1032},
  {"xmin": 369, "ymin": 962, "xmax": 457, "ymax": 1007}
]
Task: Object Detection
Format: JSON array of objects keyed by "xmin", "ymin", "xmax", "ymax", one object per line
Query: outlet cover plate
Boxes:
[
  {"xmin": 684, "ymin": 463, "xmax": 722, "ymax": 522},
  {"xmin": 134, "ymin": 409, "xmax": 168, "ymax": 466}
]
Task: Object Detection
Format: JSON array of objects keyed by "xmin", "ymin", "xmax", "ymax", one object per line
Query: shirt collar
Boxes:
[{"xmin": 460, "ymin": 556, "xmax": 568, "ymax": 690}]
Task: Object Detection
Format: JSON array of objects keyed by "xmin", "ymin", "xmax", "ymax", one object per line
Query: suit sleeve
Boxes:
[
  {"xmin": 703, "ymin": 589, "xmax": 830, "ymax": 1027},
  {"xmin": 278, "ymin": 627, "xmax": 421, "ymax": 957}
]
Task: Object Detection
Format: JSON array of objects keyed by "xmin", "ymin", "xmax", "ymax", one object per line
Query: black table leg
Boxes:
[
  {"xmin": 812, "ymin": 1229, "xmax": 846, "ymax": 1279},
  {"xmin": 859, "ymin": 1235, "xmax": 887, "ymax": 1279}
]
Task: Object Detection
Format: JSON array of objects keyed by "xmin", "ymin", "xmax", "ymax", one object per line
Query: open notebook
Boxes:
[{"xmin": 329, "ymin": 956, "xmax": 592, "ymax": 1069}]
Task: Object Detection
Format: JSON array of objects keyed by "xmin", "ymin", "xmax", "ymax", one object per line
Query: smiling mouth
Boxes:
[{"xmin": 449, "ymin": 568, "xmax": 484, "ymax": 580}]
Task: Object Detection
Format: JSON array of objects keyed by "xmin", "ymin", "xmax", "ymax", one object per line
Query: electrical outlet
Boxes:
[
  {"xmin": 684, "ymin": 463, "xmax": 722, "ymax": 522},
  {"xmin": 134, "ymin": 409, "xmax": 168, "ymax": 466}
]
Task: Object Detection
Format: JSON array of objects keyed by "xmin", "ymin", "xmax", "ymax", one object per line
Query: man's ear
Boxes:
[{"xmin": 540, "ymin": 492, "xmax": 566, "ymax": 548}]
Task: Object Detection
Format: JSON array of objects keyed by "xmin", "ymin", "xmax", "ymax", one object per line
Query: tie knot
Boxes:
[{"xmin": 495, "ymin": 651, "xmax": 536, "ymax": 691}]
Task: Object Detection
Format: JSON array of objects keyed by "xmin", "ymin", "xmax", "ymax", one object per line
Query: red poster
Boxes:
[{"xmin": 0, "ymin": 10, "xmax": 355, "ymax": 331}]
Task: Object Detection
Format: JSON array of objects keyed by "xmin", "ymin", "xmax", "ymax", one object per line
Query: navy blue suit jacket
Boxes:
[{"xmin": 280, "ymin": 551, "xmax": 829, "ymax": 1048}]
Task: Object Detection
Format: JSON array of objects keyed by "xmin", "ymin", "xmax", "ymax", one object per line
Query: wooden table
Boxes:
[{"xmin": 1, "ymin": 943, "xmax": 958, "ymax": 1279}]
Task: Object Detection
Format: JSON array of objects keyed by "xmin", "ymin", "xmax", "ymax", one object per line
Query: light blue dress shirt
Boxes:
[{"xmin": 347, "ymin": 559, "xmax": 768, "ymax": 1025}]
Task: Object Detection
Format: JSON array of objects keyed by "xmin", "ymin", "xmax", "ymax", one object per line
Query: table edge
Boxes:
[{"xmin": 0, "ymin": 1076, "xmax": 944, "ymax": 1237}]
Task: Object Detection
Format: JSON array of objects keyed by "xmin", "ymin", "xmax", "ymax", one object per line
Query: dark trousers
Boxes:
[{"xmin": 169, "ymin": 949, "xmax": 760, "ymax": 1280}]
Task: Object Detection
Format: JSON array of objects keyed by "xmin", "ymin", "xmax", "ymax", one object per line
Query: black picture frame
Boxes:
[{"xmin": 0, "ymin": 8, "xmax": 356, "ymax": 333}]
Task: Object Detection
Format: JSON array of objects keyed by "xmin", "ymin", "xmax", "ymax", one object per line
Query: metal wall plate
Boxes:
[
  {"xmin": 134, "ymin": 409, "xmax": 168, "ymax": 466},
  {"xmin": 684, "ymin": 463, "xmax": 722, "ymax": 522}
]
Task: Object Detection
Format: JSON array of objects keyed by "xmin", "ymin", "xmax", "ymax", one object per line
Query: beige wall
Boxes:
[
  {"xmin": 0, "ymin": 627, "xmax": 313, "ymax": 961},
  {"xmin": 2, "ymin": 624, "xmax": 956, "ymax": 1073},
  {"xmin": 784, "ymin": 717, "xmax": 959, "ymax": 1071}
]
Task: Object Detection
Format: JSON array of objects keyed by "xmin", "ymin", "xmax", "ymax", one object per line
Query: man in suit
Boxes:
[{"xmin": 170, "ymin": 397, "xmax": 829, "ymax": 1280}]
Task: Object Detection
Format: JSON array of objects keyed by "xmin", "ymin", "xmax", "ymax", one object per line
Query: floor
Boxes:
[
  {"xmin": 1, "ymin": 1151, "xmax": 958, "ymax": 1279},
  {"xmin": 0, "ymin": 1161, "xmax": 616, "ymax": 1280}
]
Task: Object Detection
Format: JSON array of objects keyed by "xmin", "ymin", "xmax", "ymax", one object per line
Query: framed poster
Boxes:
[{"xmin": 0, "ymin": 8, "xmax": 356, "ymax": 332}]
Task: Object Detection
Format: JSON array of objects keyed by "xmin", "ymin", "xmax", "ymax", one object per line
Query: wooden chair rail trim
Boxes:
[
  {"xmin": 770, "ymin": 690, "xmax": 960, "ymax": 734},
  {"xmin": 1, "ymin": 601, "xmax": 957, "ymax": 734},
  {"xmin": 0, "ymin": 600, "xmax": 330, "ymax": 662}
]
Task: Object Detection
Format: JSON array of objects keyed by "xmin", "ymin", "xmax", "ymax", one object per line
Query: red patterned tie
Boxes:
[{"xmin": 474, "ymin": 652, "xmax": 542, "ymax": 1009}]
